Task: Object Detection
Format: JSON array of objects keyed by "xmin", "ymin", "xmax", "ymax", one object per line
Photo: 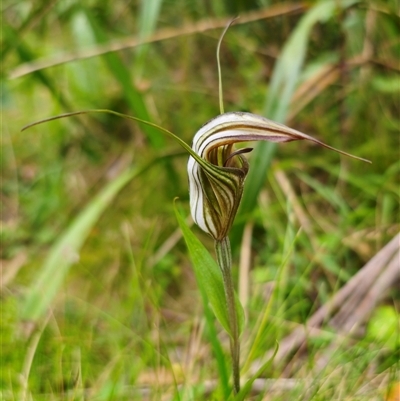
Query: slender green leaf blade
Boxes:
[
  {"xmin": 174, "ymin": 204, "xmax": 231, "ymax": 334},
  {"xmin": 135, "ymin": 0, "xmax": 163, "ymax": 77},
  {"xmin": 21, "ymin": 167, "xmax": 139, "ymax": 322},
  {"xmin": 85, "ymin": 11, "xmax": 164, "ymax": 149},
  {"xmin": 175, "ymin": 203, "xmax": 246, "ymax": 336}
]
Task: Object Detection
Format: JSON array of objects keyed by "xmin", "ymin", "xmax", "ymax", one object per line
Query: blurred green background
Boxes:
[{"xmin": 2, "ymin": 0, "xmax": 399, "ymax": 400}]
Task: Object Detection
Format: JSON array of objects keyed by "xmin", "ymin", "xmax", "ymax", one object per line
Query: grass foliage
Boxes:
[{"xmin": 2, "ymin": 0, "xmax": 399, "ymax": 399}]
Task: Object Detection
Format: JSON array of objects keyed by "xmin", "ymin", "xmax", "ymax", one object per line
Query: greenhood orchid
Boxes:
[
  {"xmin": 187, "ymin": 111, "xmax": 370, "ymax": 241},
  {"xmin": 22, "ymin": 106, "xmax": 370, "ymax": 397},
  {"xmin": 24, "ymin": 108, "xmax": 370, "ymax": 243},
  {"xmin": 20, "ymin": 17, "xmax": 372, "ymax": 397}
]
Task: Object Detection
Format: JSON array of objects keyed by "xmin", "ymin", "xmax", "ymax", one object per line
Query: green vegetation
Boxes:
[{"xmin": 2, "ymin": 0, "xmax": 399, "ymax": 400}]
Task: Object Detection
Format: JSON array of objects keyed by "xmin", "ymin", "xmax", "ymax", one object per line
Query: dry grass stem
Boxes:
[
  {"xmin": 251, "ymin": 233, "xmax": 400, "ymax": 366},
  {"xmin": 9, "ymin": 3, "xmax": 305, "ymax": 80},
  {"xmin": 273, "ymin": 168, "xmax": 317, "ymax": 249}
]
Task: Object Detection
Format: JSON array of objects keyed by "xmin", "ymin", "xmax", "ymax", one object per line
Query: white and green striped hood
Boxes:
[{"xmin": 187, "ymin": 111, "xmax": 368, "ymax": 240}]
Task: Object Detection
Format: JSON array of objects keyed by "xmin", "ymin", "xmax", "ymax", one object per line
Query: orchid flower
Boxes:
[
  {"xmin": 22, "ymin": 19, "xmax": 370, "ymax": 392},
  {"xmin": 186, "ymin": 110, "xmax": 370, "ymax": 394},
  {"xmin": 187, "ymin": 111, "xmax": 370, "ymax": 241}
]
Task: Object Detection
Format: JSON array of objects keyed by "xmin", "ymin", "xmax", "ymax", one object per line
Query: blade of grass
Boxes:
[
  {"xmin": 2, "ymin": 0, "xmax": 57, "ymax": 61},
  {"xmin": 84, "ymin": 10, "xmax": 164, "ymax": 149},
  {"xmin": 318, "ymin": 161, "xmax": 392, "ymax": 198},
  {"xmin": 295, "ymin": 171, "xmax": 350, "ymax": 214},
  {"xmin": 134, "ymin": 0, "xmax": 163, "ymax": 78},
  {"xmin": 20, "ymin": 140, "xmax": 186, "ymax": 324},
  {"xmin": 6, "ymin": 25, "xmax": 71, "ymax": 111},
  {"xmin": 9, "ymin": 4, "xmax": 305, "ymax": 80},
  {"xmin": 231, "ymin": 0, "xmax": 359, "ymax": 245},
  {"xmin": 242, "ymin": 229, "xmax": 301, "ymax": 373},
  {"xmin": 20, "ymin": 166, "xmax": 140, "ymax": 322}
]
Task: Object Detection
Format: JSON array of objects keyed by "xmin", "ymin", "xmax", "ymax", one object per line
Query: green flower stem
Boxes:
[{"xmin": 215, "ymin": 236, "xmax": 240, "ymax": 394}]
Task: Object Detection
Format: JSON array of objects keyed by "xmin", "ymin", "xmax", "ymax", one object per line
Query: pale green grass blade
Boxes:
[
  {"xmin": 232, "ymin": 0, "xmax": 359, "ymax": 243},
  {"xmin": 296, "ymin": 171, "xmax": 350, "ymax": 214},
  {"xmin": 134, "ymin": 0, "xmax": 163, "ymax": 78},
  {"xmin": 265, "ymin": 0, "xmax": 358, "ymax": 124},
  {"xmin": 320, "ymin": 161, "xmax": 398, "ymax": 197},
  {"xmin": 21, "ymin": 167, "xmax": 139, "ymax": 322},
  {"xmin": 85, "ymin": 11, "xmax": 164, "ymax": 149},
  {"xmin": 2, "ymin": 0, "xmax": 56, "ymax": 61},
  {"xmin": 243, "ymin": 230, "xmax": 301, "ymax": 372},
  {"xmin": 6, "ymin": 26, "xmax": 71, "ymax": 111}
]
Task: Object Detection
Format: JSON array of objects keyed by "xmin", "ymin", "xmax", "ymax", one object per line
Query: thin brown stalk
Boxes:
[
  {"xmin": 251, "ymin": 232, "xmax": 400, "ymax": 369},
  {"xmin": 9, "ymin": 3, "xmax": 305, "ymax": 79}
]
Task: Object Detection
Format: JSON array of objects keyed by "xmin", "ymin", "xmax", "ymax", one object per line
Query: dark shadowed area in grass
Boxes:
[{"xmin": 2, "ymin": 0, "xmax": 399, "ymax": 400}]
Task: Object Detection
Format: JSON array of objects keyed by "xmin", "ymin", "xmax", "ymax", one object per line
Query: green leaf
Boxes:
[
  {"xmin": 21, "ymin": 167, "xmax": 140, "ymax": 322},
  {"xmin": 174, "ymin": 203, "xmax": 245, "ymax": 336},
  {"xmin": 174, "ymin": 203, "xmax": 230, "ymax": 333}
]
